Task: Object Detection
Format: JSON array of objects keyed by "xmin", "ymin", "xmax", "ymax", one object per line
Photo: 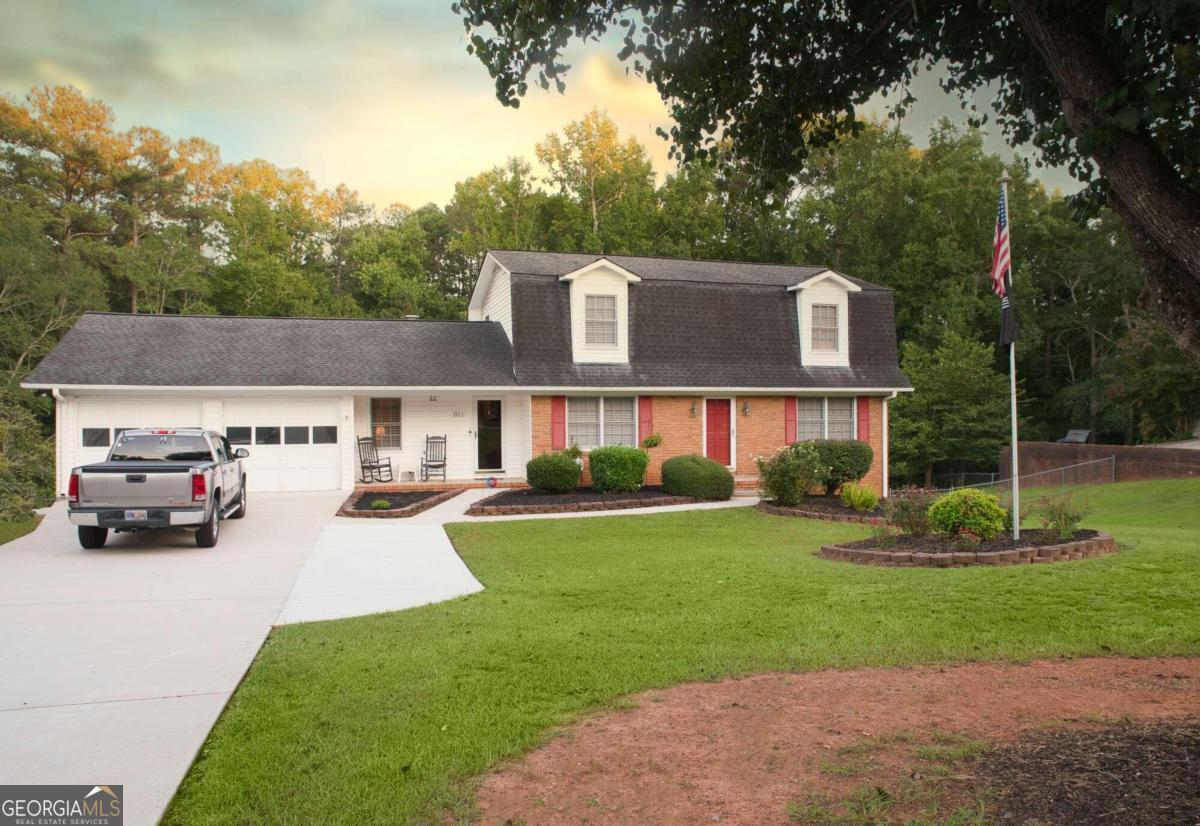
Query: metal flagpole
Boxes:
[{"xmin": 999, "ymin": 172, "xmax": 1020, "ymax": 540}]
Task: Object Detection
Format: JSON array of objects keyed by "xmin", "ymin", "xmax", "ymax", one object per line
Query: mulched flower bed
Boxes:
[
  {"xmin": 979, "ymin": 719, "xmax": 1200, "ymax": 825},
  {"xmin": 336, "ymin": 488, "xmax": 464, "ymax": 518},
  {"xmin": 466, "ymin": 486, "xmax": 696, "ymax": 516},
  {"xmin": 821, "ymin": 528, "xmax": 1117, "ymax": 567},
  {"xmin": 757, "ymin": 495, "xmax": 883, "ymax": 524}
]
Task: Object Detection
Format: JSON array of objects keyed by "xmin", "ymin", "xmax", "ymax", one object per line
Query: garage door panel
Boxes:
[
  {"xmin": 220, "ymin": 399, "xmax": 341, "ymax": 493},
  {"xmin": 75, "ymin": 400, "xmax": 204, "ymax": 468}
]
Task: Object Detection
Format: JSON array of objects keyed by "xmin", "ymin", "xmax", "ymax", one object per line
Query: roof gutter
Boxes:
[{"xmin": 27, "ymin": 382, "xmax": 914, "ymax": 395}]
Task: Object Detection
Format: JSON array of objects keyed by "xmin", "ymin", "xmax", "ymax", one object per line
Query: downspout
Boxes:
[{"xmin": 52, "ymin": 388, "xmax": 65, "ymax": 497}]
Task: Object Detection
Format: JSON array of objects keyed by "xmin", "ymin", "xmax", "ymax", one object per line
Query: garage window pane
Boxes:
[
  {"xmin": 285, "ymin": 426, "xmax": 309, "ymax": 445},
  {"xmin": 370, "ymin": 399, "xmax": 402, "ymax": 448},
  {"xmin": 82, "ymin": 428, "xmax": 110, "ymax": 447},
  {"xmin": 255, "ymin": 426, "xmax": 281, "ymax": 445},
  {"xmin": 312, "ymin": 426, "xmax": 338, "ymax": 444},
  {"xmin": 226, "ymin": 427, "xmax": 251, "ymax": 445}
]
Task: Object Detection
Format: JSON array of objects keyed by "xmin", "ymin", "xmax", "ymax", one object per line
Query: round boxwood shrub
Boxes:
[
  {"xmin": 661, "ymin": 454, "xmax": 734, "ymax": 500},
  {"xmin": 809, "ymin": 439, "xmax": 873, "ymax": 492},
  {"xmin": 588, "ymin": 445, "xmax": 649, "ymax": 493},
  {"xmin": 526, "ymin": 451, "xmax": 581, "ymax": 493},
  {"xmin": 756, "ymin": 442, "xmax": 828, "ymax": 506},
  {"xmin": 927, "ymin": 488, "xmax": 1007, "ymax": 540}
]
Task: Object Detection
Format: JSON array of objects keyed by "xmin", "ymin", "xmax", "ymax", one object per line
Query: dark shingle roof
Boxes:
[
  {"xmin": 488, "ymin": 249, "xmax": 888, "ymax": 291},
  {"xmin": 24, "ymin": 313, "xmax": 517, "ymax": 387},
  {"xmin": 509, "ymin": 274, "xmax": 910, "ymax": 389}
]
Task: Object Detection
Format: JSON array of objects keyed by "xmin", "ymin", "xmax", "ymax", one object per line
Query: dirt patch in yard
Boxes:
[{"xmin": 472, "ymin": 658, "xmax": 1200, "ymax": 825}]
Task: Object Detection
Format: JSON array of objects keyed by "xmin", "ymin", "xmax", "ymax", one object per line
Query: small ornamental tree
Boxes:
[{"xmin": 756, "ymin": 443, "xmax": 827, "ymax": 507}]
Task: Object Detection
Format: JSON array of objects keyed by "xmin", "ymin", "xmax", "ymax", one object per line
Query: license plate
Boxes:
[{"xmin": 124, "ymin": 510, "xmax": 148, "ymax": 521}]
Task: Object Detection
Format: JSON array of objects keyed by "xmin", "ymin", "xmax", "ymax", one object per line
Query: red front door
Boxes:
[{"xmin": 705, "ymin": 399, "xmax": 731, "ymax": 466}]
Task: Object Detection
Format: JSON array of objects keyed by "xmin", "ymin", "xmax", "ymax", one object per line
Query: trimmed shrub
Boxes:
[
  {"xmin": 370, "ymin": 498, "xmax": 391, "ymax": 510},
  {"xmin": 884, "ymin": 486, "xmax": 936, "ymax": 536},
  {"xmin": 661, "ymin": 454, "xmax": 734, "ymax": 501},
  {"xmin": 1037, "ymin": 491, "xmax": 1089, "ymax": 539},
  {"xmin": 927, "ymin": 488, "xmax": 1007, "ymax": 541},
  {"xmin": 588, "ymin": 445, "xmax": 649, "ymax": 493},
  {"xmin": 756, "ymin": 442, "xmax": 828, "ymax": 506},
  {"xmin": 840, "ymin": 481, "xmax": 879, "ymax": 513},
  {"xmin": 526, "ymin": 451, "xmax": 582, "ymax": 493},
  {"xmin": 809, "ymin": 439, "xmax": 873, "ymax": 492}
]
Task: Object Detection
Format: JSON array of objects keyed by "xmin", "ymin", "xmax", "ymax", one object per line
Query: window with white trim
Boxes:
[
  {"xmin": 826, "ymin": 397, "xmax": 855, "ymax": 439},
  {"xmin": 811, "ymin": 304, "xmax": 839, "ymax": 351},
  {"xmin": 795, "ymin": 397, "xmax": 857, "ymax": 441},
  {"xmin": 797, "ymin": 398, "xmax": 824, "ymax": 441},
  {"xmin": 584, "ymin": 294, "xmax": 618, "ymax": 346},
  {"xmin": 567, "ymin": 396, "xmax": 637, "ymax": 449},
  {"xmin": 370, "ymin": 398, "xmax": 403, "ymax": 448}
]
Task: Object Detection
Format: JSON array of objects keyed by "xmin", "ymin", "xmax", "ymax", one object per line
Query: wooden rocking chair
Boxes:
[
  {"xmin": 357, "ymin": 436, "xmax": 394, "ymax": 483},
  {"xmin": 421, "ymin": 435, "xmax": 447, "ymax": 482}
]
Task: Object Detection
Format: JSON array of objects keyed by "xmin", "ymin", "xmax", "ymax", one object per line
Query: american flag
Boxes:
[
  {"xmin": 991, "ymin": 184, "xmax": 1020, "ymax": 346},
  {"xmin": 990, "ymin": 186, "xmax": 1011, "ymax": 298}
]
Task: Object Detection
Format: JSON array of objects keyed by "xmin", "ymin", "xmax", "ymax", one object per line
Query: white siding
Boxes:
[
  {"xmin": 568, "ymin": 267, "xmax": 631, "ymax": 364},
  {"xmin": 481, "ymin": 264, "xmax": 513, "ymax": 341},
  {"xmin": 797, "ymin": 279, "xmax": 851, "ymax": 367},
  {"xmin": 354, "ymin": 392, "xmax": 531, "ymax": 481}
]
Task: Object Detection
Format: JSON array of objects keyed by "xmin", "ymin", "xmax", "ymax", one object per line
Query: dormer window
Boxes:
[
  {"xmin": 788, "ymin": 269, "xmax": 860, "ymax": 368},
  {"xmin": 811, "ymin": 304, "xmax": 839, "ymax": 352},
  {"xmin": 585, "ymin": 295, "xmax": 618, "ymax": 346},
  {"xmin": 559, "ymin": 258, "xmax": 641, "ymax": 364}
]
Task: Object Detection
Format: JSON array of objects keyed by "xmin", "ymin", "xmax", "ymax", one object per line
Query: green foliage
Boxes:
[
  {"xmin": 369, "ymin": 499, "xmax": 391, "ymax": 510},
  {"xmin": 640, "ymin": 433, "xmax": 662, "ymax": 449},
  {"xmin": 660, "ymin": 454, "xmax": 734, "ymax": 500},
  {"xmin": 1037, "ymin": 491, "xmax": 1090, "ymax": 540},
  {"xmin": 810, "ymin": 440, "xmax": 873, "ymax": 492},
  {"xmin": 884, "ymin": 486, "xmax": 936, "ymax": 536},
  {"xmin": 0, "ymin": 393, "xmax": 55, "ymax": 520},
  {"xmin": 927, "ymin": 489, "xmax": 1007, "ymax": 541},
  {"xmin": 756, "ymin": 443, "xmax": 828, "ymax": 506},
  {"xmin": 890, "ymin": 332, "xmax": 1010, "ymax": 485},
  {"xmin": 839, "ymin": 482, "xmax": 879, "ymax": 513},
  {"xmin": 587, "ymin": 445, "xmax": 649, "ymax": 493},
  {"xmin": 526, "ymin": 451, "xmax": 581, "ymax": 493}
]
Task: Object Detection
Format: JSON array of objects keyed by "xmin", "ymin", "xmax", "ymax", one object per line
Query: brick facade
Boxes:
[{"xmin": 528, "ymin": 394, "xmax": 888, "ymax": 494}]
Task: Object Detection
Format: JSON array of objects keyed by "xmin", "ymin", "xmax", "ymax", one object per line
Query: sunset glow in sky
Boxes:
[{"xmin": 1, "ymin": 0, "xmax": 1078, "ymax": 210}]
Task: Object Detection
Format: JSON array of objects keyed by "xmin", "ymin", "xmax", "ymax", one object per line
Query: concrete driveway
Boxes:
[{"xmin": 0, "ymin": 491, "xmax": 344, "ymax": 826}]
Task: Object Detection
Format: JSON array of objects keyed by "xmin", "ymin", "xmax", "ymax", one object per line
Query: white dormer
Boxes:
[
  {"xmin": 788, "ymin": 269, "xmax": 860, "ymax": 367},
  {"xmin": 560, "ymin": 258, "xmax": 641, "ymax": 364}
]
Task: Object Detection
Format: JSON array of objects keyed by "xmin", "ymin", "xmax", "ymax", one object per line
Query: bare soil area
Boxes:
[{"xmin": 473, "ymin": 658, "xmax": 1200, "ymax": 825}]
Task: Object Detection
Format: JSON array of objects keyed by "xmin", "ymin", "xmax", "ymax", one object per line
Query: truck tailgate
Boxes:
[{"xmin": 78, "ymin": 462, "xmax": 202, "ymax": 508}]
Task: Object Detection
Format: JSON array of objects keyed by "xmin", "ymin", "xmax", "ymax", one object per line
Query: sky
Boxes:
[{"xmin": 0, "ymin": 0, "xmax": 1079, "ymax": 211}]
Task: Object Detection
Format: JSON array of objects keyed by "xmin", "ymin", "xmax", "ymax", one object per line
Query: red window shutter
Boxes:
[
  {"xmin": 638, "ymin": 396, "xmax": 654, "ymax": 439},
  {"xmin": 784, "ymin": 397, "xmax": 798, "ymax": 444},
  {"xmin": 857, "ymin": 396, "xmax": 871, "ymax": 441},
  {"xmin": 550, "ymin": 396, "xmax": 567, "ymax": 450}
]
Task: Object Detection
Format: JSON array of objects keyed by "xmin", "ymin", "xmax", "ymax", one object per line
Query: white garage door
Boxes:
[
  {"xmin": 221, "ymin": 399, "xmax": 341, "ymax": 492},
  {"xmin": 76, "ymin": 399, "xmax": 204, "ymax": 467}
]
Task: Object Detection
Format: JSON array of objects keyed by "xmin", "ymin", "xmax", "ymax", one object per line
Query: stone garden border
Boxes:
[
  {"xmin": 466, "ymin": 493, "xmax": 699, "ymax": 517},
  {"xmin": 756, "ymin": 501, "xmax": 884, "ymax": 524},
  {"xmin": 819, "ymin": 532, "xmax": 1117, "ymax": 567},
  {"xmin": 337, "ymin": 488, "xmax": 465, "ymax": 519}
]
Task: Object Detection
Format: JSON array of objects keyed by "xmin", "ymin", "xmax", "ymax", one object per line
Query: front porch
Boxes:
[{"xmin": 350, "ymin": 392, "xmax": 531, "ymax": 486}]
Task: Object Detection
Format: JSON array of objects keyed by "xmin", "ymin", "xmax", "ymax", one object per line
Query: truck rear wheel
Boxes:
[
  {"xmin": 195, "ymin": 498, "xmax": 220, "ymax": 548},
  {"xmin": 78, "ymin": 526, "xmax": 108, "ymax": 549}
]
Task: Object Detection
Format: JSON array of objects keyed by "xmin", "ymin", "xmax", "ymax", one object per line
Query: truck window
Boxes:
[{"xmin": 110, "ymin": 434, "xmax": 213, "ymax": 462}]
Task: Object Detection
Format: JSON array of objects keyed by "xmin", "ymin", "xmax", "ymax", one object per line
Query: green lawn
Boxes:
[
  {"xmin": 165, "ymin": 479, "xmax": 1200, "ymax": 824},
  {"xmin": 0, "ymin": 514, "xmax": 41, "ymax": 546}
]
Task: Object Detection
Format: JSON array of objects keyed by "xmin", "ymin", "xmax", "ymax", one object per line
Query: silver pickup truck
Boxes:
[{"xmin": 67, "ymin": 428, "xmax": 248, "ymax": 549}]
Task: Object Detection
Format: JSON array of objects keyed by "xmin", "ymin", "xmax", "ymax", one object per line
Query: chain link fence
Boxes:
[{"xmin": 928, "ymin": 456, "xmax": 1117, "ymax": 499}]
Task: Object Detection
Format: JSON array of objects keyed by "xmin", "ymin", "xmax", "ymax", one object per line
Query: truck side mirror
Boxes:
[{"xmin": 234, "ymin": 448, "xmax": 250, "ymax": 458}]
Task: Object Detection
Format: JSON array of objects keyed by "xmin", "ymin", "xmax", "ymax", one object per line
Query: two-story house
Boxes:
[{"xmin": 24, "ymin": 251, "xmax": 911, "ymax": 496}]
